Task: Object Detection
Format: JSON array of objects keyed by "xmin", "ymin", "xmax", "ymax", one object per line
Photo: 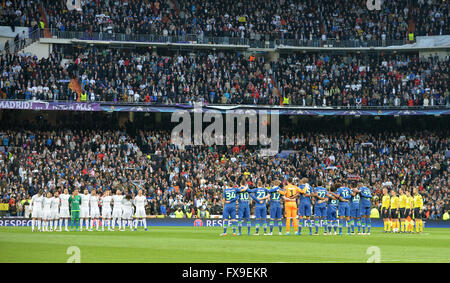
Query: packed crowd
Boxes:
[
  {"xmin": 0, "ymin": 51, "xmax": 72, "ymax": 101},
  {"xmin": 0, "ymin": 0, "xmax": 40, "ymax": 31},
  {"xmin": 1, "ymin": 126, "xmax": 448, "ymax": 219},
  {"xmin": 414, "ymin": 0, "xmax": 449, "ymax": 37},
  {"xmin": 1, "ymin": 47, "xmax": 449, "ymax": 107},
  {"xmin": 41, "ymin": 0, "xmax": 448, "ymax": 42},
  {"xmin": 275, "ymin": 52, "xmax": 450, "ymax": 107}
]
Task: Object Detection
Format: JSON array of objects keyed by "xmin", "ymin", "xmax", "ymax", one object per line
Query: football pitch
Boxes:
[{"xmin": 0, "ymin": 227, "xmax": 449, "ymax": 263}]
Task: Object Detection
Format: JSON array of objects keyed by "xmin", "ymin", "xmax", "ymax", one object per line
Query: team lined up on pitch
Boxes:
[
  {"xmin": 29, "ymin": 189, "xmax": 148, "ymax": 232},
  {"xmin": 27, "ymin": 177, "xmax": 425, "ymax": 235},
  {"xmin": 220, "ymin": 177, "xmax": 425, "ymax": 236}
]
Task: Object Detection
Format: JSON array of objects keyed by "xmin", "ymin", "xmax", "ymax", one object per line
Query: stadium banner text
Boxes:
[
  {"xmin": 1, "ymin": 217, "xmax": 449, "ymax": 228},
  {"xmin": 1, "ymin": 100, "xmax": 450, "ymax": 116}
]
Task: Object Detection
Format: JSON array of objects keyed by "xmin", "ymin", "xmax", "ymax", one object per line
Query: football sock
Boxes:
[
  {"xmin": 298, "ymin": 218, "xmax": 303, "ymax": 234},
  {"xmin": 293, "ymin": 217, "xmax": 298, "ymax": 232}
]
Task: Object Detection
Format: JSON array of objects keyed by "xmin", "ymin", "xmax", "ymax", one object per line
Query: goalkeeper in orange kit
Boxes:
[{"xmin": 278, "ymin": 177, "xmax": 305, "ymax": 235}]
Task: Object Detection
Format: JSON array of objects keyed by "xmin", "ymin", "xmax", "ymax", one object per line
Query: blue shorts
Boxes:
[
  {"xmin": 270, "ymin": 205, "xmax": 282, "ymax": 219},
  {"xmin": 360, "ymin": 205, "xmax": 371, "ymax": 216},
  {"xmin": 338, "ymin": 203, "xmax": 350, "ymax": 217},
  {"xmin": 298, "ymin": 202, "xmax": 312, "ymax": 217},
  {"xmin": 255, "ymin": 206, "xmax": 267, "ymax": 219},
  {"xmin": 327, "ymin": 208, "xmax": 337, "ymax": 221},
  {"xmin": 223, "ymin": 205, "xmax": 236, "ymax": 220},
  {"xmin": 314, "ymin": 206, "xmax": 327, "ymax": 218},
  {"xmin": 350, "ymin": 204, "xmax": 360, "ymax": 218},
  {"xmin": 238, "ymin": 204, "xmax": 250, "ymax": 219}
]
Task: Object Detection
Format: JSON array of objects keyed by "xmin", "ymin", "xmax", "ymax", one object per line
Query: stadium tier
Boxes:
[
  {"xmin": 27, "ymin": 0, "xmax": 450, "ymax": 42},
  {"xmin": 0, "ymin": 122, "xmax": 448, "ymax": 220},
  {"xmin": 1, "ymin": 48, "xmax": 449, "ymax": 106}
]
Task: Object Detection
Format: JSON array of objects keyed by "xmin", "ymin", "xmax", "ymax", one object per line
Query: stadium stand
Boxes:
[
  {"xmin": 0, "ymin": 0, "xmax": 449, "ymax": 222},
  {"xmin": 0, "ymin": 124, "xmax": 448, "ymax": 219},
  {"xmin": 39, "ymin": 0, "xmax": 449, "ymax": 42},
  {"xmin": 1, "ymin": 48, "xmax": 449, "ymax": 106}
]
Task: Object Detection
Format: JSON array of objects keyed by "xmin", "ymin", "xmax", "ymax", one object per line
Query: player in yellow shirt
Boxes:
[
  {"xmin": 278, "ymin": 178, "xmax": 305, "ymax": 235},
  {"xmin": 381, "ymin": 188, "xmax": 391, "ymax": 232},
  {"xmin": 398, "ymin": 188, "xmax": 407, "ymax": 233},
  {"xmin": 413, "ymin": 187, "xmax": 424, "ymax": 233},
  {"xmin": 405, "ymin": 190, "xmax": 414, "ymax": 232},
  {"xmin": 390, "ymin": 190, "xmax": 400, "ymax": 233}
]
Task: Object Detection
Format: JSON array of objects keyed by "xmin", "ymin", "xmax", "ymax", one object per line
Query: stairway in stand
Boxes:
[
  {"xmin": 407, "ymin": 5, "xmax": 416, "ymax": 43},
  {"xmin": 38, "ymin": 4, "xmax": 52, "ymax": 38},
  {"xmin": 68, "ymin": 78, "xmax": 82, "ymax": 102}
]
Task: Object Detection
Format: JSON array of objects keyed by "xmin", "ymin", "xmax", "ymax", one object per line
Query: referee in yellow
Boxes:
[
  {"xmin": 413, "ymin": 187, "xmax": 424, "ymax": 233},
  {"xmin": 398, "ymin": 188, "xmax": 407, "ymax": 233},
  {"xmin": 405, "ymin": 190, "xmax": 414, "ymax": 232},
  {"xmin": 381, "ymin": 188, "xmax": 391, "ymax": 232},
  {"xmin": 390, "ymin": 190, "xmax": 400, "ymax": 233}
]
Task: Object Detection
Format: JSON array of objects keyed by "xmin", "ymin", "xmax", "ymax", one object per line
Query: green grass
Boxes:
[{"xmin": 0, "ymin": 227, "xmax": 449, "ymax": 263}]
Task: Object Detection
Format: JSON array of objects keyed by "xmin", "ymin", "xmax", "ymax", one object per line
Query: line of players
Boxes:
[
  {"xmin": 29, "ymin": 188, "xmax": 149, "ymax": 232},
  {"xmin": 221, "ymin": 177, "xmax": 374, "ymax": 236},
  {"xmin": 380, "ymin": 187, "xmax": 424, "ymax": 233}
]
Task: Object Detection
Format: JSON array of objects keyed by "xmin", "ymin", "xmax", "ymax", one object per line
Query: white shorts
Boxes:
[
  {"xmin": 112, "ymin": 208, "xmax": 122, "ymax": 218},
  {"xmin": 122, "ymin": 208, "xmax": 132, "ymax": 219},
  {"xmin": 31, "ymin": 208, "xmax": 42, "ymax": 219},
  {"xmin": 80, "ymin": 207, "xmax": 90, "ymax": 218},
  {"xmin": 135, "ymin": 207, "xmax": 146, "ymax": 218},
  {"xmin": 102, "ymin": 208, "xmax": 112, "ymax": 218},
  {"xmin": 50, "ymin": 209, "xmax": 59, "ymax": 220},
  {"xmin": 43, "ymin": 209, "xmax": 52, "ymax": 220},
  {"xmin": 59, "ymin": 207, "xmax": 70, "ymax": 218},
  {"xmin": 90, "ymin": 207, "xmax": 100, "ymax": 218}
]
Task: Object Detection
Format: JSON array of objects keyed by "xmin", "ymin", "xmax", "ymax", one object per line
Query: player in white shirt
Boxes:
[
  {"xmin": 30, "ymin": 190, "xmax": 44, "ymax": 232},
  {"xmin": 112, "ymin": 190, "xmax": 124, "ymax": 231},
  {"xmin": 121, "ymin": 194, "xmax": 134, "ymax": 231},
  {"xmin": 89, "ymin": 190, "xmax": 100, "ymax": 231},
  {"xmin": 80, "ymin": 189, "xmax": 91, "ymax": 231},
  {"xmin": 100, "ymin": 190, "xmax": 113, "ymax": 231},
  {"xmin": 42, "ymin": 192, "xmax": 53, "ymax": 232},
  {"xmin": 50, "ymin": 191, "xmax": 60, "ymax": 231},
  {"xmin": 133, "ymin": 190, "xmax": 148, "ymax": 231},
  {"xmin": 59, "ymin": 189, "xmax": 71, "ymax": 231}
]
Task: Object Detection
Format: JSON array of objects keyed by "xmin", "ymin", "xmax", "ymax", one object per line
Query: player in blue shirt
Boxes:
[
  {"xmin": 349, "ymin": 182, "xmax": 361, "ymax": 234},
  {"xmin": 237, "ymin": 179, "xmax": 252, "ymax": 236},
  {"xmin": 250, "ymin": 181, "xmax": 269, "ymax": 235},
  {"xmin": 298, "ymin": 178, "xmax": 313, "ymax": 235},
  {"xmin": 337, "ymin": 182, "xmax": 352, "ymax": 235},
  {"xmin": 358, "ymin": 183, "xmax": 373, "ymax": 235},
  {"xmin": 326, "ymin": 184, "xmax": 340, "ymax": 235},
  {"xmin": 313, "ymin": 181, "xmax": 328, "ymax": 235},
  {"xmin": 221, "ymin": 182, "xmax": 246, "ymax": 236},
  {"xmin": 267, "ymin": 179, "xmax": 283, "ymax": 235}
]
